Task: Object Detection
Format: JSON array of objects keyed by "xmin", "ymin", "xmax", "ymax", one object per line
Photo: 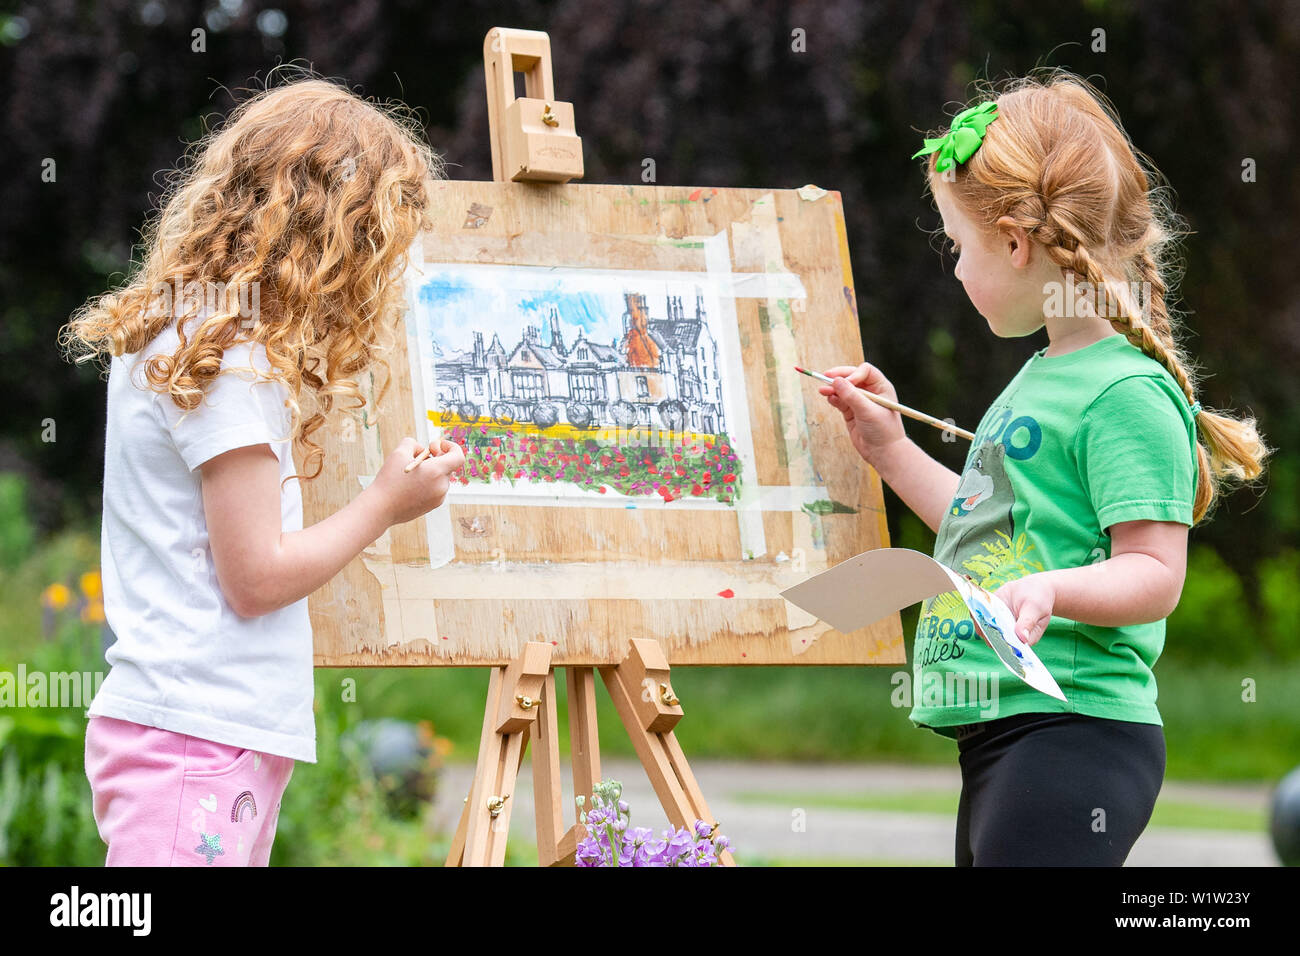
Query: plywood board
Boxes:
[{"xmin": 302, "ymin": 181, "xmax": 903, "ymax": 667}]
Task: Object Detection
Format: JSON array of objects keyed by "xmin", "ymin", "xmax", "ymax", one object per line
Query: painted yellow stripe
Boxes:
[{"xmin": 427, "ymin": 409, "xmax": 720, "ymax": 447}]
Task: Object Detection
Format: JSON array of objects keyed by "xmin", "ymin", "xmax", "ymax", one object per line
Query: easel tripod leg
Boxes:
[
  {"xmin": 566, "ymin": 666, "xmax": 601, "ymax": 801},
  {"xmin": 598, "ymin": 657, "xmax": 735, "ymax": 866},
  {"xmin": 532, "ymin": 669, "xmax": 569, "ymax": 865},
  {"xmin": 448, "ymin": 642, "xmax": 552, "ymax": 867}
]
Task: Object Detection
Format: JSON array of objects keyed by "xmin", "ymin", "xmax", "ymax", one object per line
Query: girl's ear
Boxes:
[{"xmin": 995, "ymin": 215, "xmax": 1033, "ymax": 270}]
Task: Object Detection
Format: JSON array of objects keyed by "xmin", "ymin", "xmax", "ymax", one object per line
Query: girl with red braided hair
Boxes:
[{"xmin": 817, "ymin": 70, "xmax": 1270, "ymax": 865}]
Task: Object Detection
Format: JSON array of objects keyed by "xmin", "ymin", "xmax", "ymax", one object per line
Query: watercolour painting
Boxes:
[{"xmin": 408, "ymin": 263, "xmax": 758, "ymax": 508}]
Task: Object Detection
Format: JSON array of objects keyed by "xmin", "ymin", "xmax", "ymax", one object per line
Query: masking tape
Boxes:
[{"xmin": 703, "ymin": 229, "xmax": 768, "ymax": 559}]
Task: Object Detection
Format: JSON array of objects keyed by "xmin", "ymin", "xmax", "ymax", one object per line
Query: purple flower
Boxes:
[
  {"xmin": 667, "ymin": 828, "xmax": 694, "ymax": 852},
  {"xmin": 576, "ymin": 836, "xmax": 606, "ymax": 867},
  {"xmin": 616, "ymin": 827, "xmax": 654, "ymax": 866},
  {"xmin": 656, "ymin": 826, "xmax": 697, "ymax": 866},
  {"xmin": 575, "ymin": 780, "xmax": 731, "ymax": 866},
  {"xmin": 618, "ymin": 844, "xmax": 642, "ymax": 866}
]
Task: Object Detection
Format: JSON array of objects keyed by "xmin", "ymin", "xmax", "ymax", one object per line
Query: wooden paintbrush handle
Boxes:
[{"xmin": 858, "ymin": 389, "xmax": 976, "ymax": 441}]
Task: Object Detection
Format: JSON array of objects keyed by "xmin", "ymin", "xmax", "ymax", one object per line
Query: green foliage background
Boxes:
[{"xmin": 1, "ymin": 0, "xmax": 1295, "ymax": 580}]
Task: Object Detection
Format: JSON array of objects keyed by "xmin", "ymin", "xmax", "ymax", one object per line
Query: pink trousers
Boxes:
[{"xmin": 84, "ymin": 715, "xmax": 295, "ymax": 866}]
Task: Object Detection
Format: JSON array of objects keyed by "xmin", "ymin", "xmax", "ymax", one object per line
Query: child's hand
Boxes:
[
  {"xmin": 818, "ymin": 362, "xmax": 907, "ymax": 465},
  {"xmin": 371, "ymin": 436, "xmax": 466, "ymax": 527},
  {"xmin": 993, "ymin": 573, "xmax": 1057, "ymax": 646}
]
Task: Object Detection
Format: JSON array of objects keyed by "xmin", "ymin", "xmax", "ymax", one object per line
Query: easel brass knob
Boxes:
[
  {"xmin": 541, "ymin": 103, "xmax": 559, "ymax": 127},
  {"xmin": 516, "ymin": 694, "xmax": 538, "ymax": 710},
  {"xmin": 660, "ymin": 682, "xmax": 680, "ymax": 707},
  {"xmin": 487, "ymin": 794, "xmax": 510, "ymax": 818}
]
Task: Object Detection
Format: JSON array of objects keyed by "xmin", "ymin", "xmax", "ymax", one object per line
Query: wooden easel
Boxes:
[
  {"xmin": 445, "ymin": 28, "xmax": 732, "ymax": 867},
  {"xmin": 445, "ymin": 640, "xmax": 731, "ymax": 866}
]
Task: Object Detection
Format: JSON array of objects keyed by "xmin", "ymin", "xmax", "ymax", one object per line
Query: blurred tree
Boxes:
[{"xmin": 0, "ymin": 0, "xmax": 1294, "ymax": 602}]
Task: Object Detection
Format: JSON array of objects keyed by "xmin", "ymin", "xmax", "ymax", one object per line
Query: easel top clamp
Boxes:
[
  {"xmin": 483, "ymin": 27, "xmax": 583, "ymax": 183},
  {"xmin": 446, "ymin": 27, "xmax": 733, "ymax": 868}
]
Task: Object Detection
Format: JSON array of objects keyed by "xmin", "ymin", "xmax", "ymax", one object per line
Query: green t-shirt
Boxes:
[{"xmin": 909, "ymin": 333, "xmax": 1199, "ymax": 739}]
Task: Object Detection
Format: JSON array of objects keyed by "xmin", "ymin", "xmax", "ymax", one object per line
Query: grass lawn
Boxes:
[{"xmin": 316, "ymin": 658, "xmax": 1300, "ymax": 783}]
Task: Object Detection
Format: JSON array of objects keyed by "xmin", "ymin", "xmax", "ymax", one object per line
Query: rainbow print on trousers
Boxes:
[{"xmin": 231, "ymin": 790, "xmax": 257, "ymax": 823}]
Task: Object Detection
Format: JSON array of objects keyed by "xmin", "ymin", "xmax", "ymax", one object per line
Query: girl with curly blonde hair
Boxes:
[
  {"xmin": 62, "ymin": 74, "xmax": 464, "ymax": 866},
  {"xmin": 818, "ymin": 70, "xmax": 1270, "ymax": 866}
]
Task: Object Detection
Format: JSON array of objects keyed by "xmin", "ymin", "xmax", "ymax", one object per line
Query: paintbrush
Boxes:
[
  {"xmin": 404, "ymin": 443, "xmax": 438, "ymax": 473},
  {"xmin": 794, "ymin": 365, "xmax": 975, "ymax": 441}
]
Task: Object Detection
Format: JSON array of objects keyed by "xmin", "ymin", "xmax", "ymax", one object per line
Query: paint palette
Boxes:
[
  {"xmin": 779, "ymin": 547, "xmax": 1068, "ymax": 701},
  {"xmin": 943, "ymin": 570, "xmax": 1066, "ymax": 701}
]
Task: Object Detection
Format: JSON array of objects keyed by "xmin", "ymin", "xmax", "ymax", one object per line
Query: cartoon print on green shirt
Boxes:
[
  {"xmin": 909, "ymin": 338, "xmax": 1201, "ymax": 735},
  {"xmin": 916, "ymin": 412, "xmax": 1046, "ymax": 667},
  {"xmin": 949, "ymin": 440, "xmax": 1001, "ymax": 516},
  {"xmin": 943, "ymin": 441, "xmax": 1013, "ymax": 557}
]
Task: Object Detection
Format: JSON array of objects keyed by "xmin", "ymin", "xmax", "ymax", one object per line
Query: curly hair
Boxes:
[
  {"xmin": 59, "ymin": 70, "xmax": 444, "ymax": 485},
  {"xmin": 917, "ymin": 68, "xmax": 1272, "ymax": 526}
]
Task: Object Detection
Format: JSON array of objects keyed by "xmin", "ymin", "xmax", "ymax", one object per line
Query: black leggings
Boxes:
[{"xmin": 954, "ymin": 711, "xmax": 1165, "ymax": 866}]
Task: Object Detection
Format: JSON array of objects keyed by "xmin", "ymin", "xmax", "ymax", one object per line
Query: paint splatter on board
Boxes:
[
  {"xmin": 463, "ymin": 203, "xmax": 493, "ymax": 229},
  {"xmin": 457, "ymin": 515, "xmax": 493, "ymax": 537}
]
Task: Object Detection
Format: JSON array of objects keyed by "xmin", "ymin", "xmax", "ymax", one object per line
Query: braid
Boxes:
[
  {"xmin": 1038, "ymin": 212, "xmax": 1197, "ymax": 406},
  {"xmin": 1132, "ymin": 247, "xmax": 1174, "ymax": 350},
  {"xmin": 1037, "ymin": 208, "xmax": 1273, "ymax": 521}
]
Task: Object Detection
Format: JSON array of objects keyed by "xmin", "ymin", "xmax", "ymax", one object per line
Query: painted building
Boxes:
[{"xmin": 432, "ymin": 290, "xmax": 726, "ymax": 434}]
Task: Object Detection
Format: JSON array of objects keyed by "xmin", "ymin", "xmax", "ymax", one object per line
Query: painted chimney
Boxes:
[{"xmin": 622, "ymin": 292, "xmax": 647, "ymax": 332}]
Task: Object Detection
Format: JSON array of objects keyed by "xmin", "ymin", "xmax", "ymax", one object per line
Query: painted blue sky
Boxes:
[{"xmin": 414, "ymin": 264, "xmax": 711, "ymax": 357}]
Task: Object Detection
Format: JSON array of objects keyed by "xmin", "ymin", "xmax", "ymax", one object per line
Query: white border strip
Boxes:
[
  {"xmin": 356, "ymin": 478, "xmax": 831, "ymax": 512},
  {"xmin": 403, "ymin": 252, "xmax": 456, "ymax": 569},
  {"xmin": 704, "ymin": 230, "xmax": 768, "ymax": 559}
]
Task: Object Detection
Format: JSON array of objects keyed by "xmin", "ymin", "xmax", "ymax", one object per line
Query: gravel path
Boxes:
[{"xmin": 435, "ymin": 758, "xmax": 1281, "ymax": 866}]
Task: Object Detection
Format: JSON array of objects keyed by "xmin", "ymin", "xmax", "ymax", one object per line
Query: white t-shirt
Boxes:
[{"xmin": 88, "ymin": 318, "xmax": 317, "ymax": 762}]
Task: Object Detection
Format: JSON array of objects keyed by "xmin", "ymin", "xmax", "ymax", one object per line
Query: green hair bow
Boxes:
[{"xmin": 912, "ymin": 101, "xmax": 999, "ymax": 172}]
